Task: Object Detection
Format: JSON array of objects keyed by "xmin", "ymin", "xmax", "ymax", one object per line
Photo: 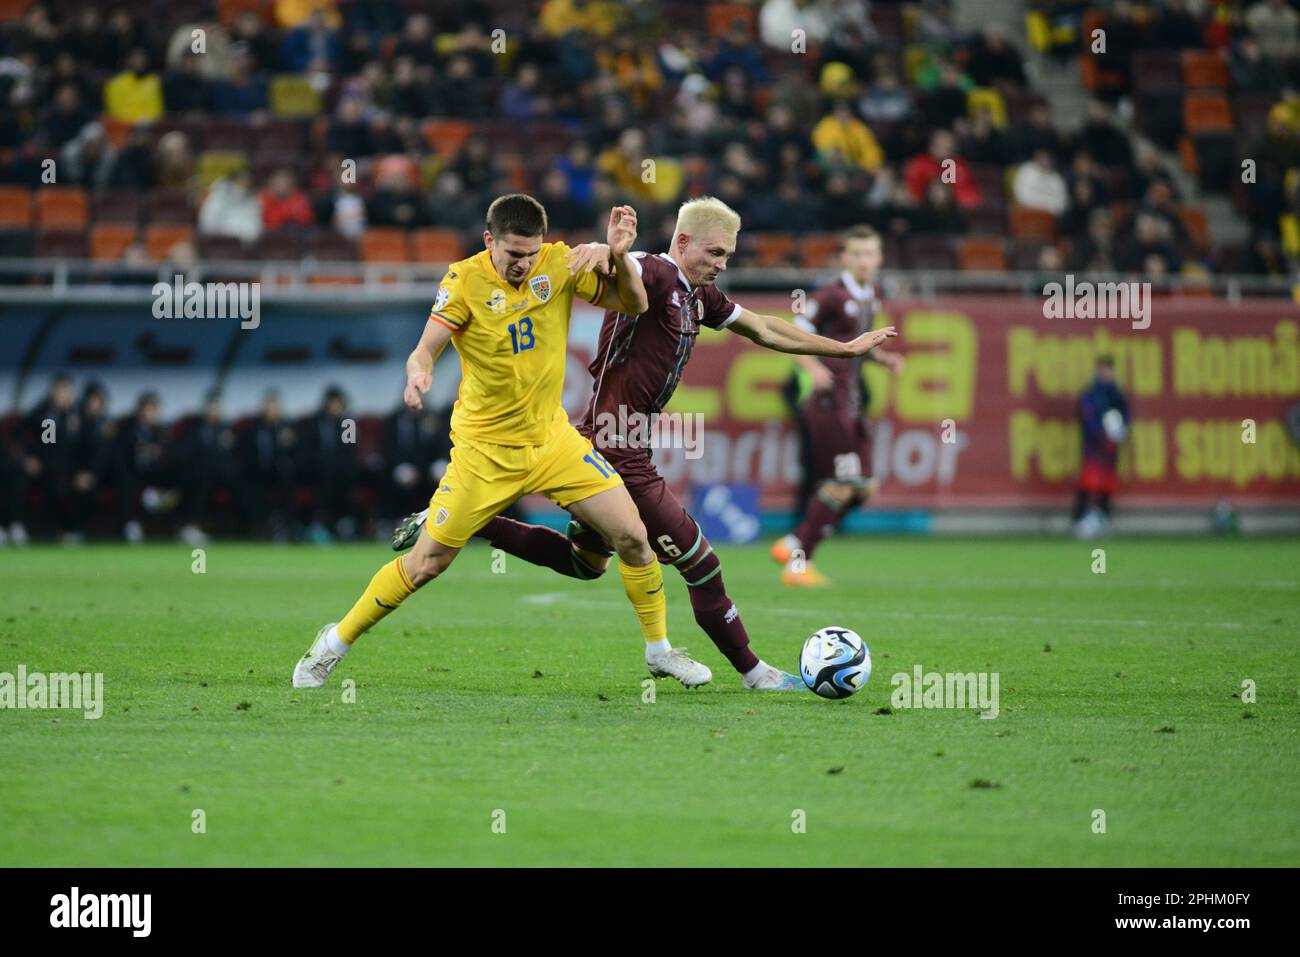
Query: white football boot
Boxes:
[
  {"xmin": 646, "ymin": 647, "xmax": 712, "ymax": 688},
  {"xmin": 743, "ymin": 664, "xmax": 803, "ymax": 690},
  {"xmin": 292, "ymin": 623, "xmax": 345, "ymax": 688}
]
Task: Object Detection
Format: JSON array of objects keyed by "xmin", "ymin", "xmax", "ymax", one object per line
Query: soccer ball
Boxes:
[
  {"xmin": 1102, "ymin": 408, "xmax": 1127, "ymax": 442},
  {"xmin": 799, "ymin": 627, "xmax": 871, "ymax": 699}
]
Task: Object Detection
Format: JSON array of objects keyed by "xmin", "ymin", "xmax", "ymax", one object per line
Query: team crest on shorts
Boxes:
[
  {"xmin": 435, "ymin": 507, "xmax": 449, "ymax": 526},
  {"xmin": 529, "ymin": 275, "xmax": 551, "ymax": 302}
]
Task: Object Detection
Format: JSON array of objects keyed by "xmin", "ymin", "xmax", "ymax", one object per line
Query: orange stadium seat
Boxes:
[
  {"xmin": 1009, "ymin": 204, "xmax": 1058, "ymax": 242},
  {"xmin": 422, "ymin": 119, "xmax": 473, "ymax": 158},
  {"xmin": 35, "ymin": 187, "xmax": 89, "ymax": 230},
  {"xmin": 411, "ymin": 228, "xmax": 462, "ymax": 264},
  {"xmin": 0, "ymin": 186, "xmax": 32, "ymax": 227},
  {"xmin": 145, "ymin": 224, "xmax": 195, "ymax": 260},
  {"xmin": 0, "ymin": 0, "xmax": 31, "ymax": 23},
  {"xmin": 217, "ymin": 0, "xmax": 272, "ymax": 27},
  {"xmin": 1184, "ymin": 93, "xmax": 1232, "ymax": 134},
  {"xmin": 708, "ymin": 4, "xmax": 755, "ymax": 37},
  {"xmin": 1179, "ymin": 206, "xmax": 1210, "ymax": 247},
  {"xmin": 754, "ymin": 232, "xmax": 796, "ymax": 268},
  {"xmin": 1182, "ymin": 51, "xmax": 1227, "ymax": 90},
  {"xmin": 800, "ymin": 234, "xmax": 842, "ymax": 269},
  {"xmin": 90, "ymin": 224, "xmax": 137, "ymax": 261},
  {"xmin": 957, "ymin": 236, "xmax": 1007, "ymax": 272},
  {"xmin": 360, "ymin": 228, "xmax": 410, "ymax": 263},
  {"xmin": 310, "ymin": 274, "xmax": 362, "ymax": 285}
]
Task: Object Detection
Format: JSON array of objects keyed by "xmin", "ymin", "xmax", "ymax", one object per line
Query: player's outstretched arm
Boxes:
[
  {"xmin": 728, "ymin": 307, "xmax": 897, "ymax": 358},
  {"xmin": 403, "ymin": 318, "xmax": 454, "ymax": 411}
]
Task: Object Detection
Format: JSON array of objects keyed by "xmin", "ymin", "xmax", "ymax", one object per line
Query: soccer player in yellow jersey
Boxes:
[{"xmin": 292, "ymin": 195, "xmax": 713, "ymax": 688}]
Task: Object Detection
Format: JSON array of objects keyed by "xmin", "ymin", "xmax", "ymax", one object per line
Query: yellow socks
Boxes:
[
  {"xmin": 617, "ymin": 557, "xmax": 667, "ymax": 645},
  {"xmin": 337, "ymin": 556, "xmax": 416, "ymax": 643}
]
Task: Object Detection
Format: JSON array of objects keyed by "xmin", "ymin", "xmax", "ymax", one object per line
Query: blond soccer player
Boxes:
[{"xmin": 292, "ymin": 196, "xmax": 712, "ymax": 688}]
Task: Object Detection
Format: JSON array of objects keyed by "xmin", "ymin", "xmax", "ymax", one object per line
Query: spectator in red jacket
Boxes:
[
  {"xmin": 904, "ymin": 129, "xmax": 981, "ymax": 209},
  {"xmin": 262, "ymin": 167, "xmax": 315, "ymax": 231}
]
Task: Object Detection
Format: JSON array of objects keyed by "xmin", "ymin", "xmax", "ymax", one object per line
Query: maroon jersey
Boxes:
[
  {"xmin": 579, "ymin": 252, "xmax": 741, "ymax": 432},
  {"xmin": 798, "ymin": 271, "xmax": 882, "ymax": 413}
]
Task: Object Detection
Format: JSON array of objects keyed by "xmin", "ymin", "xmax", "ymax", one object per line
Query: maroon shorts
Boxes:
[
  {"xmin": 799, "ymin": 400, "xmax": 873, "ymax": 484},
  {"xmin": 572, "ymin": 433, "xmax": 706, "ymax": 567}
]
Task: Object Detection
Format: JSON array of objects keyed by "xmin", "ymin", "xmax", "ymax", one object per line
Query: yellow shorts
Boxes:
[{"xmin": 424, "ymin": 417, "xmax": 623, "ymax": 548}]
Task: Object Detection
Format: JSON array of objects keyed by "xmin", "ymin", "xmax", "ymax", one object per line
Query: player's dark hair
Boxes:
[
  {"xmin": 842, "ymin": 224, "xmax": 880, "ymax": 248},
  {"xmin": 1097, "ymin": 354, "xmax": 1116, "ymax": 368},
  {"xmin": 486, "ymin": 193, "xmax": 548, "ymax": 238}
]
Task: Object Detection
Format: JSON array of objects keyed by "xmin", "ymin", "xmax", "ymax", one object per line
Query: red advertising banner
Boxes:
[{"xmin": 565, "ymin": 295, "xmax": 1300, "ymax": 509}]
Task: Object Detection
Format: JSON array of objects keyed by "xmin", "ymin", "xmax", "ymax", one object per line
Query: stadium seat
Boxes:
[
  {"xmin": 1182, "ymin": 51, "xmax": 1227, "ymax": 90},
  {"xmin": 202, "ymin": 118, "xmax": 254, "ymax": 152},
  {"xmin": 799, "ymin": 234, "xmax": 842, "ymax": 269},
  {"xmin": 957, "ymin": 236, "xmax": 1007, "ymax": 272},
  {"xmin": 270, "ymin": 75, "xmax": 323, "ymax": 118},
  {"xmin": 252, "ymin": 119, "xmax": 305, "ymax": 155},
  {"xmin": 89, "ymin": 224, "xmax": 138, "ymax": 261},
  {"xmin": 144, "ymin": 224, "xmax": 195, "ymax": 260},
  {"xmin": 970, "ymin": 166, "xmax": 1007, "ymax": 208},
  {"xmin": 35, "ymin": 187, "xmax": 89, "ymax": 230},
  {"xmin": 966, "ymin": 206, "xmax": 1008, "ymax": 235},
  {"xmin": 1009, "ymin": 204, "xmax": 1058, "ymax": 241},
  {"xmin": 1184, "ymin": 93, "xmax": 1232, "ymax": 134},
  {"xmin": 257, "ymin": 230, "xmax": 304, "ymax": 261},
  {"xmin": 1133, "ymin": 52, "xmax": 1182, "ymax": 91},
  {"xmin": 360, "ymin": 228, "xmax": 411, "ymax": 263},
  {"xmin": 411, "ymin": 228, "xmax": 462, "ymax": 264},
  {"xmin": 421, "ymin": 118, "xmax": 473, "ymax": 157},
  {"xmin": 92, "ymin": 190, "xmax": 141, "ymax": 226},
  {"xmin": 146, "ymin": 189, "xmax": 196, "ymax": 225},
  {"xmin": 198, "ymin": 235, "xmax": 253, "ymax": 261},
  {"xmin": 754, "ymin": 232, "xmax": 796, "ymax": 268},
  {"xmin": 309, "ymin": 229, "xmax": 358, "ymax": 261},
  {"xmin": 1179, "ymin": 207, "xmax": 1210, "ymax": 247},
  {"xmin": 0, "ymin": 186, "xmax": 32, "ymax": 228},
  {"xmin": 198, "ymin": 150, "xmax": 250, "ymax": 188},
  {"xmin": 309, "ymin": 274, "xmax": 362, "ymax": 285},
  {"xmin": 0, "ymin": 0, "xmax": 31, "ymax": 23},
  {"xmin": 707, "ymin": 4, "xmax": 755, "ymax": 36},
  {"xmin": 35, "ymin": 232, "xmax": 88, "ymax": 259},
  {"xmin": 216, "ymin": 0, "xmax": 270, "ymax": 25},
  {"xmin": 905, "ymin": 236, "xmax": 956, "ymax": 271}
]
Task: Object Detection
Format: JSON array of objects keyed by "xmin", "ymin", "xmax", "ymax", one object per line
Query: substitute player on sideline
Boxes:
[
  {"xmin": 393, "ymin": 198, "xmax": 897, "ymax": 688},
  {"xmin": 771, "ymin": 225, "xmax": 905, "ymax": 587},
  {"xmin": 293, "ymin": 196, "xmax": 712, "ymax": 689}
]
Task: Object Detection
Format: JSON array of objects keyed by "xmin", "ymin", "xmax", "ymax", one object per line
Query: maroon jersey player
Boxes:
[
  {"xmin": 394, "ymin": 198, "xmax": 895, "ymax": 689},
  {"xmin": 770, "ymin": 226, "xmax": 904, "ymax": 586}
]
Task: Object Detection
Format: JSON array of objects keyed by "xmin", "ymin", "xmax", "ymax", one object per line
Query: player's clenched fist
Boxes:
[{"xmin": 404, "ymin": 372, "xmax": 432, "ymax": 410}]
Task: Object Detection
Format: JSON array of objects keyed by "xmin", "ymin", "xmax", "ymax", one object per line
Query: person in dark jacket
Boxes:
[{"xmin": 1073, "ymin": 355, "xmax": 1130, "ymax": 538}]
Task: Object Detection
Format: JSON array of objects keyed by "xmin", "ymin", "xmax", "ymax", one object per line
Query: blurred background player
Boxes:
[
  {"xmin": 1073, "ymin": 355, "xmax": 1130, "ymax": 539},
  {"xmin": 394, "ymin": 197, "xmax": 897, "ymax": 689},
  {"xmin": 771, "ymin": 225, "xmax": 904, "ymax": 586},
  {"xmin": 294, "ymin": 196, "xmax": 714, "ymax": 690}
]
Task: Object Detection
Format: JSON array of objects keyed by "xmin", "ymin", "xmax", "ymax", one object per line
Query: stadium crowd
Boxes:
[
  {"xmin": 0, "ymin": 374, "xmax": 458, "ymax": 544},
  {"xmin": 0, "ymin": 0, "xmax": 1296, "ymax": 276}
]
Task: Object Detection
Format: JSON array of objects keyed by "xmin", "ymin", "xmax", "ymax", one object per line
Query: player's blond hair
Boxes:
[{"xmin": 673, "ymin": 196, "xmax": 741, "ymax": 242}]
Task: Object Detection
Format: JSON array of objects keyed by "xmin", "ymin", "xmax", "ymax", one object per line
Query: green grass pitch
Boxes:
[{"xmin": 1, "ymin": 536, "xmax": 1296, "ymax": 867}]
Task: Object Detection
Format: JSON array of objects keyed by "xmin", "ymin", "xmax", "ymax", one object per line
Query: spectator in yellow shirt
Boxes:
[
  {"xmin": 540, "ymin": 0, "xmax": 619, "ymax": 39},
  {"xmin": 275, "ymin": 0, "xmax": 342, "ymax": 29},
  {"xmin": 812, "ymin": 100, "xmax": 884, "ymax": 172},
  {"xmin": 104, "ymin": 49, "xmax": 164, "ymax": 124}
]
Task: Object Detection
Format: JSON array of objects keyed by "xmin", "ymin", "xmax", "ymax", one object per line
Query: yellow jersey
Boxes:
[{"xmin": 428, "ymin": 242, "xmax": 607, "ymax": 447}]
